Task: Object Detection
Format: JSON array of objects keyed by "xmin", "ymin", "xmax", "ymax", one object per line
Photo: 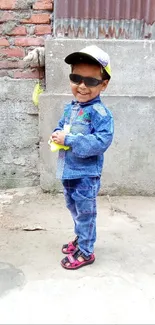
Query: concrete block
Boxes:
[
  {"xmin": 102, "ymin": 96, "xmax": 155, "ymax": 195},
  {"xmin": 39, "ymin": 141, "xmax": 62, "ymax": 192},
  {"xmin": 45, "ymin": 39, "xmax": 155, "ymax": 97},
  {"xmin": 0, "ymin": 78, "xmax": 37, "ymax": 103},
  {"xmin": 0, "ymin": 79, "xmax": 40, "ymax": 188}
]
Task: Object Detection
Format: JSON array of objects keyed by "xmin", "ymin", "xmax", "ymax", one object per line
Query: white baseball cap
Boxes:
[{"xmin": 65, "ymin": 45, "xmax": 111, "ymax": 77}]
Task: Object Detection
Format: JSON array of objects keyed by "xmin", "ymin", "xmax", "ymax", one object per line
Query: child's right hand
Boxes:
[
  {"xmin": 48, "ymin": 131, "xmax": 70, "ymax": 152},
  {"xmin": 51, "ymin": 130, "xmax": 66, "ymax": 145}
]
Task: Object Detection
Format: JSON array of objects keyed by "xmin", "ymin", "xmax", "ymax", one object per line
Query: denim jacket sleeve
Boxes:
[{"xmin": 64, "ymin": 106, "xmax": 114, "ymax": 158}]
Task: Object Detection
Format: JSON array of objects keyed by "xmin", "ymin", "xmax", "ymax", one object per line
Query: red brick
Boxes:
[
  {"xmin": 8, "ymin": 26, "xmax": 27, "ymax": 36},
  {"xmin": 35, "ymin": 25, "xmax": 51, "ymax": 35},
  {"xmin": 0, "ymin": 0, "xmax": 16, "ymax": 10},
  {"xmin": 0, "ymin": 60, "xmax": 25, "ymax": 69},
  {"xmin": 0, "ymin": 48, "xmax": 25, "ymax": 58},
  {"xmin": 0, "ymin": 38, "xmax": 10, "ymax": 46},
  {"xmin": 14, "ymin": 69, "xmax": 44, "ymax": 79},
  {"xmin": 0, "ymin": 70, "xmax": 9, "ymax": 77},
  {"xmin": 15, "ymin": 37, "xmax": 44, "ymax": 47},
  {"xmin": 33, "ymin": 0, "xmax": 53, "ymax": 10},
  {"xmin": 0, "ymin": 12, "xmax": 15, "ymax": 23},
  {"xmin": 22, "ymin": 14, "xmax": 50, "ymax": 24}
]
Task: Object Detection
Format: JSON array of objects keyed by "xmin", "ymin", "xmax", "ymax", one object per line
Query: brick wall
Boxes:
[
  {"xmin": 0, "ymin": 0, "xmax": 53, "ymax": 79},
  {"xmin": 0, "ymin": 0, "xmax": 53, "ymax": 189}
]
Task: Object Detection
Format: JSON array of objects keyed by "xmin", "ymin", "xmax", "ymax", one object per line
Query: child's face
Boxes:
[{"xmin": 70, "ymin": 63, "xmax": 109, "ymax": 103}]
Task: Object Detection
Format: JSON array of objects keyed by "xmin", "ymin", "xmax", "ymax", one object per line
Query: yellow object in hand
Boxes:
[{"xmin": 48, "ymin": 140, "xmax": 70, "ymax": 152}]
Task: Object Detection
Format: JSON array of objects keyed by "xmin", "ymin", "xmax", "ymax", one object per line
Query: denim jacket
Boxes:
[{"xmin": 54, "ymin": 95, "xmax": 114, "ymax": 180}]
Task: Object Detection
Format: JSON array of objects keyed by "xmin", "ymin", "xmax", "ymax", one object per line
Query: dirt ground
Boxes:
[{"xmin": 0, "ymin": 186, "xmax": 155, "ymax": 324}]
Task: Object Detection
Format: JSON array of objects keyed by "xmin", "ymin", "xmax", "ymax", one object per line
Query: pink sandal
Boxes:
[
  {"xmin": 61, "ymin": 248, "xmax": 95, "ymax": 270},
  {"xmin": 62, "ymin": 236, "xmax": 78, "ymax": 254}
]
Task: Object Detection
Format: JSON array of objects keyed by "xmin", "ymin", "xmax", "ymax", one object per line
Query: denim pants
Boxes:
[{"xmin": 62, "ymin": 177, "xmax": 101, "ymax": 256}]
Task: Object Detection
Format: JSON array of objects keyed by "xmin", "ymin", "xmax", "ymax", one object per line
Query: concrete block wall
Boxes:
[{"xmin": 0, "ymin": 0, "xmax": 53, "ymax": 188}]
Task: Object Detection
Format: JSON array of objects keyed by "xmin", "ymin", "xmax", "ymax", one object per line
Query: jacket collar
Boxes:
[{"xmin": 71, "ymin": 95, "xmax": 101, "ymax": 107}]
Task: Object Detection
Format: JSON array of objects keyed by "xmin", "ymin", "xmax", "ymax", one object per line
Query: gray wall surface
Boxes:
[
  {"xmin": 39, "ymin": 39, "xmax": 155, "ymax": 195},
  {"xmin": 0, "ymin": 78, "xmax": 40, "ymax": 188}
]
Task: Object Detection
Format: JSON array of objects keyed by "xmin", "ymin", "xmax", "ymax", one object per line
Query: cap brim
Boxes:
[{"xmin": 65, "ymin": 52, "xmax": 100, "ymax": 66}]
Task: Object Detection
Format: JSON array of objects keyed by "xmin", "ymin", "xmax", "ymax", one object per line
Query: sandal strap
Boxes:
[
  {"xmin": 67, "ymin": 254, "xmax": 76, "ymax": 264},
  {"xmin": 61, "ymin": 254, "xmax": 77, "ymax": 266},
  {"xmin": 62, "ymin": 236, "xmax": 79, "ymax": 251},
  {"xmin": 62, "ymin": 248, "xmax": 90, "ymax": 265},
  {"xmin": 61, "ymin": 248, "xmax": 94, "ymax": 269},
  {"xmin": 72, "ymin": 248, "xmax": 91, "ymax": 261}
]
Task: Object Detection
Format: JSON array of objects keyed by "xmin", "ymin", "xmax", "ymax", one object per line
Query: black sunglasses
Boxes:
[{"xmin": 69, "ymin": 73, "xmax": 103, "ymax": 87}]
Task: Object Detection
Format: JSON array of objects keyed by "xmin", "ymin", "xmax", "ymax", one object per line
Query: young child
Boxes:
[{"xmin": 51, "ymin": 45, "xmax": 114, "ymax": 270}]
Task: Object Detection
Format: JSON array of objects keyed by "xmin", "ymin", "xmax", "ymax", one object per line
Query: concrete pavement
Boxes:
[{"xmin": 0, "ymin": 187, "xmax": 155, "ymax": 324}]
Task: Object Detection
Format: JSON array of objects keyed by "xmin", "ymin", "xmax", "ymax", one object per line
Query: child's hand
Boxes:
[{"xmin": 51, "ymin": 131, "xmax": 66, "ymax": 145}]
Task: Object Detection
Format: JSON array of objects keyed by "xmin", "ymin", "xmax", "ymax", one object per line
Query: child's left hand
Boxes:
[{"xmin": 51, "ymin": 131, "xmax": 66, "ymax": 145}]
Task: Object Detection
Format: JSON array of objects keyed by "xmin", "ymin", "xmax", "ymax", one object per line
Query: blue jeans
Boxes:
[{"xmin": 62, "ymin": 177, "xmax": 101, "ymax": 256}]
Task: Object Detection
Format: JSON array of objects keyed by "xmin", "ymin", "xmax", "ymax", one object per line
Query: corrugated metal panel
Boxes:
[{"xmin": 54, "ymin": 0, "xmax": 155, "ymax": 39}]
